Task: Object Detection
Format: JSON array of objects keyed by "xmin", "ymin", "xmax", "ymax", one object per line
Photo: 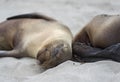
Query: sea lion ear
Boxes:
[
  {"xmin": 37, "ymin": 48, "xmax": 46, "ymax": 60},
  {"xmin": 37, "ymin": 47, "xmax": 52, "ymax": 68},
  {"xmin": 37, "ymin": 49, "xmax": 46, "ymax": 64}
]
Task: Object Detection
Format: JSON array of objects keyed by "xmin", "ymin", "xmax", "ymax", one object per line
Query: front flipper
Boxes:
[
  {"xmin": 0, "ymin": 50, "xmax": 26, "ymax": 58},
  {"xmin": 73, "ymin": 42, "xmax": 102, "ymax": 58},
  {"xmin": 73, "ymin": 42, "xmax": 120, "ymax": 62},
  {"xmin": 101, "ymin": 43, "xmax": 120, "ymax": 62}
]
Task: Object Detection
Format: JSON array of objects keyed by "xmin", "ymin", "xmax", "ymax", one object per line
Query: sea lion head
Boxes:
[{"xmin": 37, "ymin": 40, "xmax": 72, "ymax": 69}]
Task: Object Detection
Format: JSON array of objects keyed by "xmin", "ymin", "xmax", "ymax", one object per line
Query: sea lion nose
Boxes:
[
  {"xmin": 53, "ymin": 48, "xmax": 59, "ymax": 56},
  {"xmin": 52, "ymin": 44, "xmax": 64, "ymax": 57}
]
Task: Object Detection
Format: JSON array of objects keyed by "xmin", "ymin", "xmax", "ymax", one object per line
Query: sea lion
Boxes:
[
  {"xmin": 73, "ymin": 14, "xmax": 120, "ymax": 62},
  {"xmin": 0, "ymin": 13, "xmax": 73, "ymax": 69}
]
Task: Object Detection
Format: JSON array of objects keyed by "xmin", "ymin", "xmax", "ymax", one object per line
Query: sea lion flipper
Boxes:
[
  {"xmin": 0, "ymin": 50, "xmax": 24, "ymax": 58},
  {"xmin": 72, "ymin": 43, "xmax": 108, "ymax": 62},
  {"xmin": 7, "ymin": 13, "xmax": 56, "ymax": 21},
  {"xmin": 73, "ymin": 42, "xmax": 120, "ymax": 62},
  {"xmin": 73, "ymin": 42, "xmax": 102, "ymax": 57},
  {"xmin": 101, "ymin": 43, "xmax": 120, "ymax": 62}
]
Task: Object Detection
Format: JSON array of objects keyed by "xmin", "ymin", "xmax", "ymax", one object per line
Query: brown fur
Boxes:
[
  {"xmin": 74, "ymin": 14, "xmax": 120, "ymax": 48},
  {"xmin": 0, "ymin": 13, "xmax": 73, "ymax": 69}
]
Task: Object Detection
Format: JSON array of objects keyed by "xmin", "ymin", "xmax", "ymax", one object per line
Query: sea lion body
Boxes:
[
  {"xmin": 74, "ymin": 14, "xmax": 120, "ymax": 48},
  {"xmin": 73, "ymin": 14, "xmax": 120, "ymax": 62},
  {"xmin": 0, "ymin": 13, "xmax": 73, "ymax": 69}
]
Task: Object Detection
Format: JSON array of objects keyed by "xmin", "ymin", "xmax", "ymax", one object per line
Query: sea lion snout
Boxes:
[
  {"xmin": 51, "ymin": 44, "xmax": 71, "ymax": 58},
  {"xmin": 51, "ymin": 44, "xmax": 64, "ymax": 57},
  {"xmin": 37, "ymin": 43, "xmax": 72, "ymax": 69}
]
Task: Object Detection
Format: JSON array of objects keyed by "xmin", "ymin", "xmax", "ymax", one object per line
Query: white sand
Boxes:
[{"xmin": 0, "ymin": 0, "xmax": 120, "ymax": 82}]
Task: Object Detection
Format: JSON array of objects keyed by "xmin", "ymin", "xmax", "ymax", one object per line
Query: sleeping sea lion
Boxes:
[
  {"xmin": 73, "ymin": 14, "xmax": 120, "ymax": 62},
  {"xmin": 0, "ymin": 13, "xmax": 73, "ymax": 69}
]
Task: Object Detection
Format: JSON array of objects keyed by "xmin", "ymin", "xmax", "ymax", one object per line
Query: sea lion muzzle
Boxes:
[{"xmin": 52, "ymin": 44, "xmax": 64, "ymax": 58}]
